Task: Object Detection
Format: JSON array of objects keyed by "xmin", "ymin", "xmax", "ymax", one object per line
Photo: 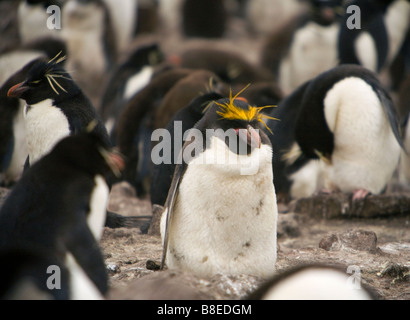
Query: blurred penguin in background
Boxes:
[
  {"xmin": 261, "ymin": 0, "xmax": 344, "ymax": 95},
  {"xmin": 17, "ymin": 0, "xmax": 64, "ymax": 44},
  {"xmin": 102, "ymin": 0, "xmax": 139, "ymax": 55},
  {"xmin": 62, "ymin": 0, "xmax": 117, "ymax": 103},
  {"xmin": 100, "ymin": 43, "xmax": 165, "ymax": 140},
  {"xmin": 338, "ymin": 0, "xmax": 410, "ymax": 77},
  {"xmin": 182, "ymin": 0, "xmax": 228, "ymax": 38},
  {"xmin": 248, "ymin": 264, "xmax": 377, "ymax": 300},
  {"xmin": 245, "ymin": 0, "xmax": 306, "ymax": 36},
  {"xmin": 266, "ymin": 64, "xmax": 404, "ymax": 201}
]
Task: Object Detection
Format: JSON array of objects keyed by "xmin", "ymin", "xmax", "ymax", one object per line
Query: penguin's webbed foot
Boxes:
[{"xmin": 352, "ymin": 189, "xmax": 371, "ymax": 202}]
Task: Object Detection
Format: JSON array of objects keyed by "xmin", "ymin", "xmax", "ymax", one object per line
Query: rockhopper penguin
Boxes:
[{"xmin": 7, "ymin": 53, "xmax": 139, "ymax": 229}]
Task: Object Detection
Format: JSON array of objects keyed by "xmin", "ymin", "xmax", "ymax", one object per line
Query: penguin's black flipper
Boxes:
[
  {"xmin": 376, "ymin": 88, "xmax": 406, "ymax": 152},
  {"xmin": 160, "ymin": 161, "xmax": 184, "ymax": 270},
  {"xmin": 65, "ymin": 222, "xmax": 108, "ymax": 296},
  {"xmin": 105, "ymin": 210, "xmax": 152, "ymax": 232},
  {"xmin": 0, "ymin": 138, "xmax": 13, "ymax": 174}
]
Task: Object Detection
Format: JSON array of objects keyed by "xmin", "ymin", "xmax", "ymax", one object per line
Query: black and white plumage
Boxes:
[
  {"xmin": 6, "ymin": 54, "xmax": 142, "ymax": 229},
  {"xmin": 7, "ymin": 54, "xmax": 110, "ymax": 167},
  {"xmin": 267, "ymin": 64, "xmax": 404, "ymax": 200},
  {"xmin": 0, "ymin": 58, "xmax": 43, "ymax": 186},
  {"xmin": 160, "ymin": 92, "xmax": 278, "ymax": 278},
  {"xmin": 0, "ymin": 131, "xmax": 124, "ymax": 299},
  {"xmin": 150, "ymin": 91, "xmax": 224, "ymax": 207},
  {"xmin": 100, "ymin": 43, "xmax": 165, "ymax": 138},
  {"xmin": 337, "ymin": 0, "xmax": 410, "ymax": 74},
  {"xmin": 248, "ymin": 264, "xmax": 377, "ymax": 300},
  {"xmin": 261, "ymin": 0, "xmax": 344, "ymax": 95},
  {"xmin": 0, "ymin": 38, "xmax": 67, "ymax": 185}
]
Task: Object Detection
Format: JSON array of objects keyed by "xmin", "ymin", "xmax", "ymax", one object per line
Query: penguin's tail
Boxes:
[{"xmin": 105, "ymin": 211, "xmax": 152, "ymax": 233}]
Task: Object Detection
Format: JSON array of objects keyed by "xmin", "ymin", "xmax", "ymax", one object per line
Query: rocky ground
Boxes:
[
  {"xmin": 102, "ymin": 182, "xmax": 409, "ymax": 300},
  {"xmin": 1, "ymin": 182, "xmax": 409, "ymax": 300}
]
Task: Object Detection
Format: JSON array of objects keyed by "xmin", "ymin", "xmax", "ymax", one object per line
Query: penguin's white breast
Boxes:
[
  {"xmin": 5, "ymin": 102, "xmax": 27, "ymax": 182},
  {"xmin": 162, "ymin": 136, "xmax": 278, "ymax": 278},
  {"xmin": 65, "ymin": 253, "xmax": 104, "ymax": 300},
  {"xmin": 123, "ymin": 66, "xmax": 154, "ymax": 100},
  {"xmin": 323, "ymin": 76, "xmax": 401, "ymax": 193},
  {"xmin": 261, "ymin": 268, "xmax": 373, "ymax": 300},
  {"xmin": 24, "ymin": 99, "xmax": 71, "ymax": 164},
  {"xmin": 87, "ymin": 175, "xmax": 109, "ymax": 241}
]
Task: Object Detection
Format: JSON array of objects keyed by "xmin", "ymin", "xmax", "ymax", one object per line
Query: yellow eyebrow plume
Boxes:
[{"xmin": 215, "ymin": 84, "xmax": 279, "ymax": 133}]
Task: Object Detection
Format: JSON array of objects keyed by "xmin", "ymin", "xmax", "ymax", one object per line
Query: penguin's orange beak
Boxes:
[{"xmin": 7, "ymin": 82, "xmax": 29, "ymax": 98}]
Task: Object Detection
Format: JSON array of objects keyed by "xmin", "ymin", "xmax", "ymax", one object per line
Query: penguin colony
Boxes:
[{"xmin": 0, "ymin": 0, "xmax": 408, "ymax": 300}]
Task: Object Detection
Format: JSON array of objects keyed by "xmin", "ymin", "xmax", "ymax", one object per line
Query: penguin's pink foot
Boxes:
[{"xmin": 352, "ymin": 189, "xmax": 371, "ymax": 201}]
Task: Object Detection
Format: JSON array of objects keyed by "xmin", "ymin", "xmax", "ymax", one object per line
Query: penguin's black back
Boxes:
[
  {"xmin": 150, "ymin": 91, "xmax": 223, "ymax": 206},
  {"xmin": 337, "ymin": 0, "xmax": 394, "ymax": 71},
  {"xmin": 0, "ymin": 133, "xmax": 112, "ymax": 295},
  {"xmin": 182, "ymin": 0, "xmax": 227, "ymax": 38}
]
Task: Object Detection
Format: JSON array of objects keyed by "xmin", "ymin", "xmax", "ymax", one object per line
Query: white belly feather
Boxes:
[
  {"xmin": 161, "ymin": 136, "xmax": 278, "ymax": 279},
  {"xmin": 24, "ymin": 99, "xmax": 71, "ymax": 164}
]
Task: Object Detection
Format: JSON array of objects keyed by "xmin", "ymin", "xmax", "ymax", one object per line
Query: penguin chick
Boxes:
[
  {"xmin": 0, "ymin": 131, "xmax": 125, "ymax": 299},
  {"xmin": 248, "ymin": 264, "xmax": 377, "ymax": 300},
  {"xmin": 268, "ymin": 64, "xmax": 404, "ymax": 201},
  {"xmin": 160, "ymin": 89, "xmax": 278, "ymax": 279}
]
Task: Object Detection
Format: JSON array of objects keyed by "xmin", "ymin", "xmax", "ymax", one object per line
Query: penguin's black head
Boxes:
[
  {"xmin": 203, "ymin": 86, "xmax": 277, "ymax": 155},
  {"xmin": 7, "ymin": 53, "xmax": 79, "ymax": 105},
  {"xmin": 26, "ymin": 0, "xmax": 60, "ymax": 9},
  {"xmin": 52, "ymin": 129, "xmax": 124, "ymax": 179},
  {"xmin": 127, "ymin": 43, "xmax": 164, "ymax": 68},
  {"xmin": 309, "ymin": 0, "xmax": 344, "ymax": 26}
]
